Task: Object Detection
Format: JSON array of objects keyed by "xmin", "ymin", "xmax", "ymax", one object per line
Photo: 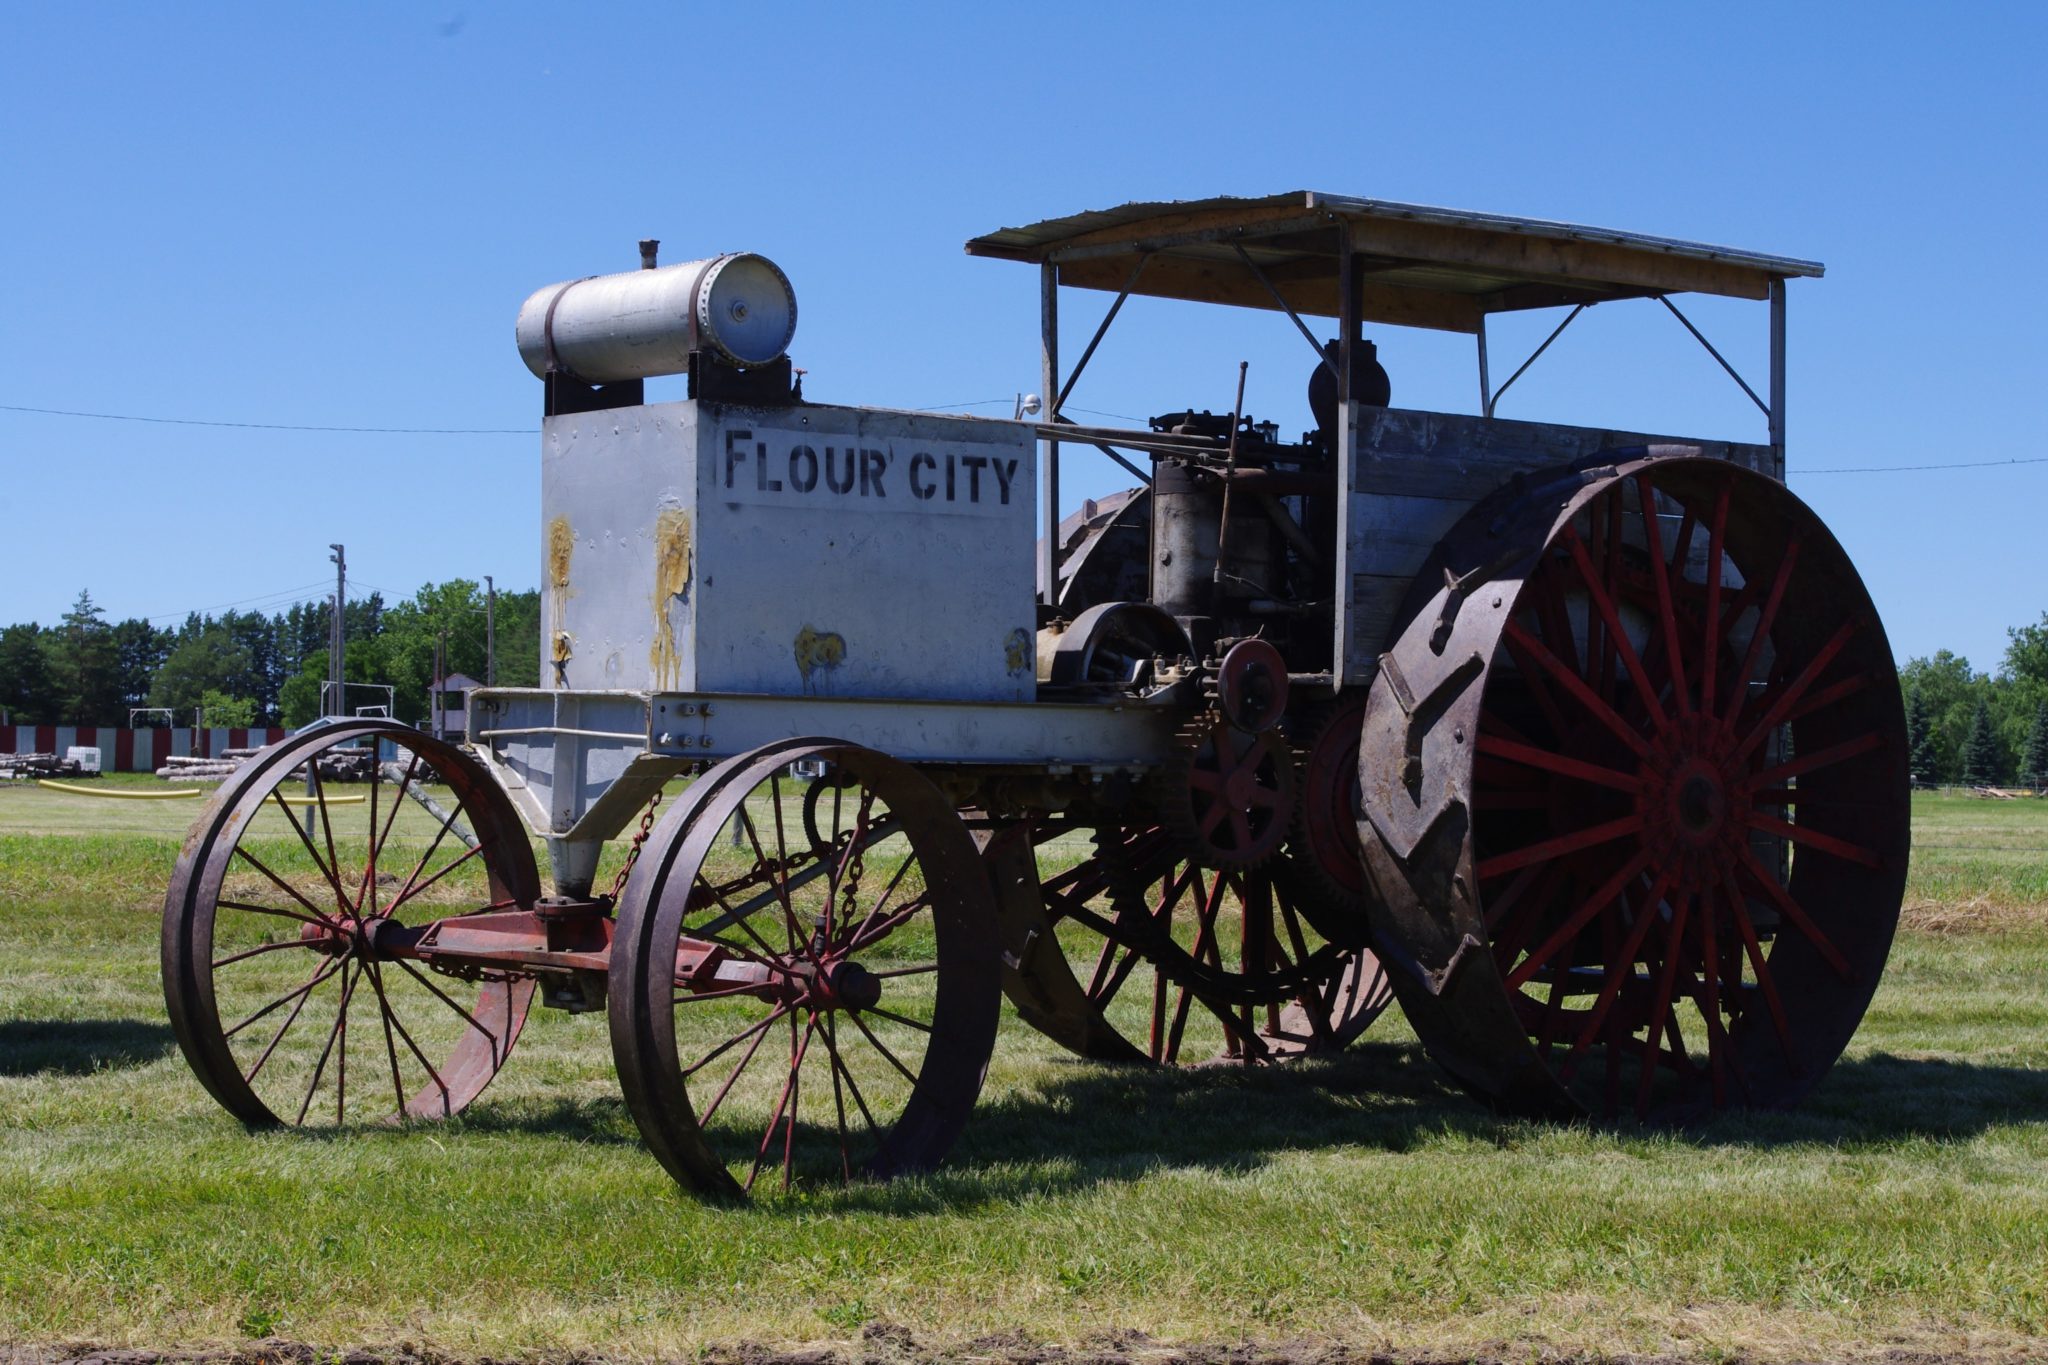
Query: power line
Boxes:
[
  {"xmin": 1796, "ymin": 456, "xmax": 2048, "ymax": 475},
  {"xmin": 0, "ymin": 402, "xmax": 524, "ymax": 435},
  {"xmin": 142, "ymin": 579, "xmax": 336, "ymax": 624}
]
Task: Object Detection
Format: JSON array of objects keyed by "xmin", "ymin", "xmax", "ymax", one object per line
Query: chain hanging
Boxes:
[{"xmin": 608, "ymin": 788, "xmax": 665, "ymax": 903}]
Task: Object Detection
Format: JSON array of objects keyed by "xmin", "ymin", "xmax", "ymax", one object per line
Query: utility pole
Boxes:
[
  {"xmin": 484, "ymin": 575, "xmax": 497, "ymax": 687},
  {"xmin": 328, "ymin": 543, "xmax": 346, "ymax": 718},
  {"xmin": 434, "ymin": 632, "xmax": 447, "ymax": 739}
]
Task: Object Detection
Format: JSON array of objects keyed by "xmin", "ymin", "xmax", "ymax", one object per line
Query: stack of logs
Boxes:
[
  {"xmin": 157, "ymin": 749, "xmax": 265, "ymax": 782},
  {"xmin": 0, "ymin": 753, "xmax": 93, "ymax": 781},
  {"xmin": 155, "ymin": 746, "xmax": 381, "ymax": 784}
]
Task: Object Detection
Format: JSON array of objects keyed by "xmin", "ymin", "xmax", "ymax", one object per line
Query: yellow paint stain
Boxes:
[
  {"xmin": 547, "ymin": 516, "xmax": 575, "ymax": 590},
  {"xmin": 1003, "ymin": 627, "xmax": 1032, "ymax": 675},
  {"xmin": 649, "ymin": 507, "xmax": 693, "ymax": 690},
  {"xmin": 794, "ymin": 625, "xmax": 846, "ymax": 692},
  {"xmin": 546, "ymin": 516, "xmax": 576, "ymax": 677}
]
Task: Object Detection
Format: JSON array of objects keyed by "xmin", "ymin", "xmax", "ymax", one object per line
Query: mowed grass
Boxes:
[{"xmin": 1, "ymin": 783, "xmax": 2046, "ymax": 1361}]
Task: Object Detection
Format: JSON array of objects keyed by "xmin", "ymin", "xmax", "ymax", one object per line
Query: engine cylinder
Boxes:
[{"xmin": 515, "ymin": 253, "xmax": 797, "ymax": 381}]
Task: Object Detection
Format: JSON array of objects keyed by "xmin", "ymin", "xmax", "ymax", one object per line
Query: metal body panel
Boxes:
[
  {"xmin": 1338, "ymin": 403, "xmax": 1776, "ymax": 670},
  {"xmin": 542, "ymin": 399, "xmax": 1037, "ymax": 705},
  {"xmin": 470, "ymin": 687, "xmax": 1176, "ymax": 838}
]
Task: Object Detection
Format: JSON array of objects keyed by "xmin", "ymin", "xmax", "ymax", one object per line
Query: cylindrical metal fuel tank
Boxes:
[{"xmin": 515, "ymin": 253, "xmax": 797, "ymax": 381}]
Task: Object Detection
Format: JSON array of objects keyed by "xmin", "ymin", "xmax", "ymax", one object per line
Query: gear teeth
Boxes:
[{"xmin": 1154, "ymin": 710, "xmax": 1296, "ymax": 869}]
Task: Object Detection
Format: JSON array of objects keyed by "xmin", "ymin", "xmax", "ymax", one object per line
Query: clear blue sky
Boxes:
[{"xmin": 2, "ymin": 3, "xmax": 2041, "ymax": 673}]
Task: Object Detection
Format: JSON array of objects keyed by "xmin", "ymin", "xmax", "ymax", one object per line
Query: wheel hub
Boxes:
[
  {"xmin": 1639, "ymin": 705, "xmax": 1755, "ymax": 885},
  {"xmin": 813, "ymin": 958, "xmax": 884, "ymax": 1012}
]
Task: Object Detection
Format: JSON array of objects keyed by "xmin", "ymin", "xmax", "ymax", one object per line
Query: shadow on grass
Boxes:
[
  {"xmin": 0, "ymin": 1018, "xmax": 177, "ymax": 1076},
  {"xmin": 219, "ymin": 1037, "xmax": 2048, "ymax": 1213}
]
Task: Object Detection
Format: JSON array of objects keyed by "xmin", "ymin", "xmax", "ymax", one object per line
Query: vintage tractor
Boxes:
[{"xmin": 161, "ymin": 192, "xmax": 1906, "ymax": 1197}]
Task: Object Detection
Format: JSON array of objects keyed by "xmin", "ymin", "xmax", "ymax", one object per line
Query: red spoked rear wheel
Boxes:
[{"xmin": 1358, "ymin": 456, "xmax": 1907, "ymax": 1119}]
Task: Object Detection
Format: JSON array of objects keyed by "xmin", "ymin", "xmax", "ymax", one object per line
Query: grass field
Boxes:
[{"xmin": 1, "ymin": 780, "xmax": 2046, "ymax": 1363}]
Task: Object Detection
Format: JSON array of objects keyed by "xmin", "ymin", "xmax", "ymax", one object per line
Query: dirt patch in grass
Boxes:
[
  {"xmin": 1901, "ymin": 897, "xmax": 2048, "ymax": 934},
  {"xmin": 0, "ymin": 1337, "xmax": 2019, "ymax": 1365}
]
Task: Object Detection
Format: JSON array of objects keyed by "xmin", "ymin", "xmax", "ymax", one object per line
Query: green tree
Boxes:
[
  {"xmin": 0, "ymin": 624, "xmax": 58, "ymax": 724},
  {"xmin": 2023, "ymin": 702, "xmax": 2048, "ymax": 791},
  {"xmin": 1905, "ymin": 688, "xmax": 1938, "ymax": 786},
  {"xmin": 278, "ymin": 652, "xmax": 326, "ymax": 729},
  {"xmin": 1961, "ymin": 698, "xmax": 2004, "ymax": 787},
  {"xmin": 48, "ymin": 590, "xmax": 124, "ymax": 724},
  {"xmin": 198, "ymin": 688, "xmax": 258, "ymax": 728},
  {"xmin": 110, "ymin": 618, "xmax": 168, "ymax": 715},
  {"xmin": 1898, "ymin": 652, "xmax": 1980, "ymax": 783},
  {"xmin": 150, "ymin": 627, "xmax": 254, "ymax": 714}
]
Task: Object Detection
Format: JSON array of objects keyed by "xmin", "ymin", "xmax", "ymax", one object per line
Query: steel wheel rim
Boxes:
[
  {"xmin": 609, "ymin": 739, "xmax": 1000, "ymax": 1198},
  {"xmin": 1359, "ymin": 456, "xmax": 1907, "ymax": 1119},
  {"xmin": 161, "ymin": 721, "xmax": 541, "ymax": 1129}
]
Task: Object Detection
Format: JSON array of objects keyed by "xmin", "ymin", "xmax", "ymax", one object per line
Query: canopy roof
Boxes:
[{"xmin": 965, "ymin": 192, "xmax": 1823, "ymax": 335}]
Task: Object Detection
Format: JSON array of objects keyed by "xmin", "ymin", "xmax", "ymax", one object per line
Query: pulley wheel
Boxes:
[{"xmin": 1356, "ymin": 456, "xmax": 1907, "ymax": 1120}]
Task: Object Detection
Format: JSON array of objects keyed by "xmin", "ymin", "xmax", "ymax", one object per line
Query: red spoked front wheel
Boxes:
[
  {"xmin": 608, "ymin": 739, "xmax": 1000, "ymax": 1199},
  {"xmin": 161, "ymin": 722, "xmax": 542, "ymax": 1128},
  {"xmin": 1358, "ymin": 456, "xmax": 1907, "ymax": 1120}
]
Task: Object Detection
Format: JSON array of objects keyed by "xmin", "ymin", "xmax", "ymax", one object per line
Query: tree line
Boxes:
[
  {"xmin": 1902, "ymin": 615, "xmax": 2048, "ymax": 788},
  {"xmin": 0, "ymin": 582, "xmax": 540, "ymax": 730}
]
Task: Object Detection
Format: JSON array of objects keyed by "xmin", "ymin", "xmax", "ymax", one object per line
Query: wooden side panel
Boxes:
[{"xmin": 1340, "ymin": 404, "xmax": 1773, "ymax": 667}]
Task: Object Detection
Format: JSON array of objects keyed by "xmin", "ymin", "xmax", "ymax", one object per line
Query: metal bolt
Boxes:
[
  {"xmin": 701, "ymin": 703, "xmax": 714, "ymax": 717},
  {"xmin": 656, "ymin": 732, "xmax": 674, "ymax": 747}
]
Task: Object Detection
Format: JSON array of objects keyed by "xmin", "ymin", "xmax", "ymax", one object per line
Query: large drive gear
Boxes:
[{"xmin": 1158, "ymin": 711, "xmax": 1297, "ymax": 868}]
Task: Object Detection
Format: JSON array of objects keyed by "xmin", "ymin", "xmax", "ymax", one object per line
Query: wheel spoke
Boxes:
[
  {"xmin": 695, "ymin": 1009, "xmax": 781, "ymax": 1128},
  {"xmin": 1475, "ymin": 733, "xmax": 1640, "ymax": 792},
  {"xmin": 361, "ymin": 957, "xmax": 409, "ymax": 1116},
  {"xmin": 1561, "ymin": 526, "xmax": 1666, "ymax": 727},
  {"xmin": 393, "ymin": 958, "xmax": 503, "ymax": 1054},
  {"xmin": 1718, "ymin": 868, "xmax": 1794, "ymax": 1056},
  {"xmin": 1505, "ymin": 847, "xmax": 1656, "ymax": 990},
  {"xmin": 212, "ymin": 938, "xmax": 319, "ymax": 970},
  {"xmin": 1636, "ymin": 473, "xmax": 1692, "ymax": 717},
  {"xmin": 1742, "ymin": 730, "xmax": 1885, "ymax": 791},
  {"xmin": 1502, "ymin": 621, "xmax": 1653, "ymax": 759},
  {"xmin": 389, "ymin": 795, "xmax": 472, "ymax": 919},
  {"xmin": 295, "ymin": 961, "xmax": 359, "ymax": 1126},
  {"xmin": 217, "ymin": 897, "xmax": 338, "ymax": 934},
  {"xmin": 223, "ymin": 952, "xmax": 346, "ymax": 1040},
  {"xmin": 229, "ymin": 848, "xmax": 346, "ymax": 931},
  {"xmin": 1699, "ymin": 482, "xmax": 1730, "ymax": 717},
  {"xmin": 682, "ymin": 1002, "xmax": 792, "ymax": 1079},
  {"xmin": 825, "ymin": 1013, "xmax": 881, "ymax": 1134},
  {"xmin": 857, "ymin": 1004, "xmax": 934, "ymax": 1035},
  {"xmin": 240, "ymin": 955, "xmax": 347, "ymax": 1080},
  {"xmin": 267, "ymin": 788, "xmax": 351, "ymax": 917},
  {"xmin": 843, "ymin": 1006, "xmax": 920, "ymax": 1087},
  {"xmin": 1477, "ymin": 813, "xmax": 1643, "ymax": 881},
  {"xmin": 1696, "ymin": 880, "xmax": 1726, "ymax": 1107},
  {"xmin": 1734, "ymin": 616, "xmax": 1864, "ymax": 762},
  {"xmin": 1736, "ymin": 846, "xmax": 1855, "ymax": 978},
  {"xmin": 1566, "ymin": 869, "xmax": 1679, "ymax": 1055},
  {"xmin": 385, "ymin": 837, "xmax": 491, "ymax": 917},
  {"xmin": 1721, "ymin": 535, "xmax": 1803, "ymax": 725},
  {"xmin": 1634, "ymin": 894, "xmax": 1694, "ymax": 1118},
  {"xmin": 1748, "ymin": 810, "xmax": 1883, "ymax": 870}
]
